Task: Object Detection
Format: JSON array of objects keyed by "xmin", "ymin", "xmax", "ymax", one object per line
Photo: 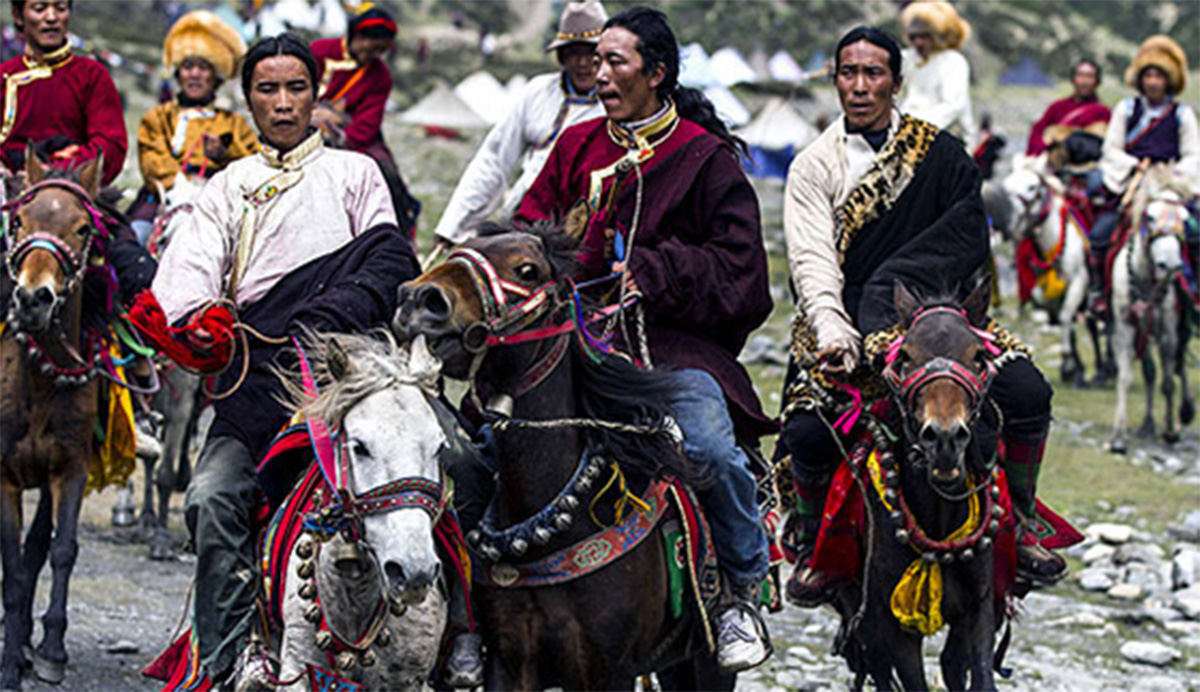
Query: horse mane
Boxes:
[
  {"xmin": 479, "ymin": 218, "xmax": 582, "ymax": 280},
  {"xmin": 274, "ymin": 330, "xmax": 440, "ymax": 426},
  {"xmin": 1131, "ymin": 164, "xmax": 1193, "ymax": 227}
]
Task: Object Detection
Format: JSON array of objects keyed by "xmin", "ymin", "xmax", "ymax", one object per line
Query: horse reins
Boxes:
[{"xmin": 4, "ymin": 178, "xmax": 108, "ymax": 297}]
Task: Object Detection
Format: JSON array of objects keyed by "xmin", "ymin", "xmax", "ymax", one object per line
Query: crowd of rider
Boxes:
[{"xmin": 1, "ymin": 0, "xmax": 1197, "ymax": 689}]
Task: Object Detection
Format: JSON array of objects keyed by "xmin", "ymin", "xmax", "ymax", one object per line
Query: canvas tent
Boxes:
[
  {"xmin": 768, "ymin": 50, "xmax": 804, "ymax": 83},
  {"xmin": 679, "ymin": 43, "xmax": 716, "ymax": 88},
  {"xmin": 709, "ymin": 46, "xmax": 757, "ymax": 87},
  {"xmin": 703, "ymin": 85, "xmax": 750, "ymax": 128},
  {"xmin": 998, "ymin": 57, "xmax": 1054, "ymax": 87},
  {"xmin": 454, "ymin": 71, "xmax": 511, "ymax": 125},
  {"xmin": 400, "ymin": 82, "xmax": 488, "ymax": 133},
  {"xmin": 737, "ymin": 97, "xmax": 819, "ymax": 179}
]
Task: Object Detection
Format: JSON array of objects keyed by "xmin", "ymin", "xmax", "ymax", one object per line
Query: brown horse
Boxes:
[
  {"xmin": 392, "ymin": 222, "xmax": 733, "ymax": 690},
  {"xmin": 1, "ymin": 153, "xmax": 106, "ymax": 690}
]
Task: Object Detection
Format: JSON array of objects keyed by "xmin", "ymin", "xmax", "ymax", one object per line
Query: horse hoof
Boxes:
[
  {"xmin": 1109, "ymin": 438, "xmax": 1128, "ymax": 455},
  {"xmin": 110, "ymin": 506, "xmax": 136, "ymax": 528},
  {"xmin": 1181, "ymin": 399, "xmax": 1196, "ymax": 426},
  {"xmin": 149, "ymin": 533, "xmax": 176, "ymax": 562},
  {"xmin": 1163, "ymin": 431, "xmax": 1181, "ymax": 446},
  {"xmin": 31, "ymin": 653, "xmax": 64, "ymax": 685},
  {"xmin": 0, "ymin": 669, "xmax": 20, "ymax": 692}
]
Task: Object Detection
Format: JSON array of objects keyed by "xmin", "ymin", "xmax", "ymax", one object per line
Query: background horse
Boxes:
[
  {"xmin": 827, "ymin": 280, "xmax": 1009, "ymax": 691},
  {"xmin": 1109, "ymin": 166, "xmax": 1196, "ymax": 453},
  {"xmin": 251, "ymin": 332, "xmax": 450, "ymax": 690},
  {"xmin": 0, "ymin": 154, "xmax": 107, "ymax": 690},
  {"xmin": 1002, "ymin": 155, "xmax": 1100, "ymax": 386},
  {"xmin": 392, "ymin": 223, "xmax": 732, "ymax": 691}
]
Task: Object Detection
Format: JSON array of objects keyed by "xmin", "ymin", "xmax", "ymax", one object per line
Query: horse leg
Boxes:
[
  {"xmin": 32, "ymin": 468, "xmax": 87, "ymax": 684},
  {"xmin": 1136, "ymin": 354, "xmax": 1157, "ymax": 439},
  {"xmin": 20, "ymin": 489, "xmax": 54, "ymax": 637},
  {"xmin": 1086, "ymin": 315, "xmax": 1110, "ymax": 387},
  {"xmin": 1111, "ymin": 317, "xmax": 1135, "ymax": 453},
  {"xmin": 1160, "ymin": 296, "xmax": 1181, "ymax": 445},
  {"xmin": 1, "ymin": 482, "xmax": 30, "ymax": 690},
  {"xmin": 887, "ymin": 631, "xmax": 927, "ymax": 692},
  {"xmin": 939, "ymin": 624, "xmax": 969, "ymax": 692},
  {"xmin": 1178, "ymin": 337, "xmax": 1195, "ymax": 427},
  {"xmin": 139, "ymin": 453, "xmax": 158, "ymax": 537},
  {"xmin": 951, "ymin": 600, "xmax": 998, "ymax": 691},
  {"xmin": 150, "ymin": 441, "xmax": 177, "ymax": 561}
]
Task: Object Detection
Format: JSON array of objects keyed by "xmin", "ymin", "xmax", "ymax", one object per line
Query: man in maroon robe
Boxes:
[
  {"xmin": 1, "ymin": 0, "xmax": 127, "ymax": 186},
  {"xmin": 1026, "ymin": 59, "xmax": 1111, "ymax": 157},
  {"xmin": 516, "ymin": 6, "xmax": 774, "ymax": 673}
]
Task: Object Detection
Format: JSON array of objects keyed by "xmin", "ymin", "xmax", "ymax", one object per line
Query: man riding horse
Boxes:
[
  {"xmin": 124, "ymin": 34, "xmax": 460, "ymax": 688},
  {"xmin": 513, "ymin": 6, "xmax": 775, "ymax": 673},
  {"xmin": 777, "ymin": 26, "xmax": 1072, "ymax": 608}
]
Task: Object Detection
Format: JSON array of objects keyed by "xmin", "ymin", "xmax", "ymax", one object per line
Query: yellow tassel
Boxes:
[{"xmin": 589, "ymin": 462, "xmax": 651, "ymax": 528}]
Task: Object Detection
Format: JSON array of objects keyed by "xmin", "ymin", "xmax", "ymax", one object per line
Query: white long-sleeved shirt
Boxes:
[
  {"xmin": 901, "ymin": 48, "xmax": 976, "ymax": 146},
  {"xmin": 153, "ymin": 136, "xmax": 396, "ymax": 322},
  {"xmin": 1100, "ymin": 96, "xmax": 1200, "ymax": 193},
  {"xmin": 433, "ymin": 71, "xmax": 602, "ymax": 244},
  {"xmin": 782, "ymin": 110, "xmax": 904, "ymax": 349}
]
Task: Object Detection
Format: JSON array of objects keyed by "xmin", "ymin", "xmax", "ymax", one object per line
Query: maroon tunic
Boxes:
[
  {"xmin": 0, "ymin": 50, "xmax": 127, "ymax": 184},
  {"xmin": 517, "ymin": 117, "xmax": 775, "ymax": 438},
  {"xmin": 311, "ymin": 38, "xmax": 393, "ymax": 163},
  {"xmin": 1025, "ymin": 96, "xmax": 1111, "ymax": 156}
]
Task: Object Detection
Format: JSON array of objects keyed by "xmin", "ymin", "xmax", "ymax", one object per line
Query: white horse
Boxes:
[
  {"xmin": 1003, "ymin": 155, "xmax": 1098, "ymax": 386},
  {"xmin": 244, "ymin": 333, "xmax": 450, "ymax": 690},
  {"xmin": 1110, "ymin": 166, "xmax": 1197, "ymax": 453}
]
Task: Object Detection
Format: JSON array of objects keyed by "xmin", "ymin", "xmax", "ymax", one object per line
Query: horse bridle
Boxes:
[
  {"xmin": 1012, "ymin": 173, "xmax": 1053, "ymax": 239},
  {"xmin": 4, "ymin": 179, "xmax": 109, "ymax": 299}
]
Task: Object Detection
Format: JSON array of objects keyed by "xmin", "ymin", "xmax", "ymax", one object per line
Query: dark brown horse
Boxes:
[
  {"xmin": 828, "ymin": 279, "xmax": 1011, "ymax": 691},
  {"xmin": 1, "ymin": 153, "xmax": 107, "ymax": 690},
  {"xmin": 392, "ymin": 222, "xmax": 732, "ymax": 690}
]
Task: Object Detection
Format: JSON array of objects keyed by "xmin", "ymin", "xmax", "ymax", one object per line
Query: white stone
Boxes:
[
  {"xmin": 1172, "ymin": 550, "xmax": 1200, "ymax": 590},
  {"xmin": 1173, "ymin": 596, "xmax": 1200, "ymax": 620},
  {"xmin": 1086, "ymin": 522, "xmax": 1135, "ymax": 544},
  {"xmin": 1164, "ymin": 620, "xmax": 1200, "ymax": 636},
  {"xmin": 1119, "ymin": 641, "xmax": 1181, "ymax": 666},
  {"xmin": 1116, "ymin": 543, "xmax": 1166, "ymax": 565},
  {"xmin": 1046, "ymin": 611, "xmax": 1106, "ymax": 628},
  {"xmin": 1079, "ymin": 568, "xmax": 1117, "ymax": 592},
  {"xmin": 1108, "ymin": 583, "xmax": 1145, "ymax": 600},
  {"xmin": 1083, "ymin": 544, "xmax": 1117, "ymax": 565}
]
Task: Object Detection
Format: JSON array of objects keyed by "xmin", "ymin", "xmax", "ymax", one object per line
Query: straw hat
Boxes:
[
  {"xmin": 545, "ymin": 0, "xmax": 607, "ymax": 52},
  {"xmin": 1125, "ymin": 35, "xmax": 1188, "ymax": 95},
  {"xmin": 900, "ymin": 1, "xmax": 970, "ymax": 52},
  {"xmin": 163, "ymin": 10, "xmax": 246, "ymax": 81}
]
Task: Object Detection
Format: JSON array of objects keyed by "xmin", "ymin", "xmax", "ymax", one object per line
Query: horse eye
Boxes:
[
  {"xmin": 515, "ymin": 263, "xmax": 539, "ymax": 282},
  {"xmin": 76, "ymin": 225, "xmax": 89, "ymax": 238},
  {"xmin": 350, "ymin": 440, "xmax": 370, "ymax": 458}
]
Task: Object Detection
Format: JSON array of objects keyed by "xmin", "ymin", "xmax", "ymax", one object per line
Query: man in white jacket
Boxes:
[
  {"xmin": 899, "ymin": 1, "xmax": 976, "ymax": 147},
  {"xmin": 432, "ymin": 0, "xmax": 606, "ymax": 249}
]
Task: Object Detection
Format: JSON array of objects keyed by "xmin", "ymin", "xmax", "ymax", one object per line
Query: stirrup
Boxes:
[{"xmin": 784, "ymin": 548, "xmax": 838, "ymax": 608}]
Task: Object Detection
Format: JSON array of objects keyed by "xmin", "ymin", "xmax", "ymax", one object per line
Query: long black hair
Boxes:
[
  {"xmin": 835, "ymin": 25, "xmax": 903, "ymax": 79},
  {"xmin": 604, "ymin": 6, "xmax": 748, "ymax": 159},
  {"xmin": 241, "ymin": 33, "xmax": 319, "ymax": 102}
]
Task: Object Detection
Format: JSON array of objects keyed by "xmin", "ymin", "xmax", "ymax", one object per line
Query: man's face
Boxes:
[
  {"xmin": 557, "ymin": 43, "xmax": 598, "ymax": 93},
  {"xmin": 836, "ymin": 40, "xmax": 898, "ymax": 133},
  {"xmin": 595, "ymin": 26, "xmax": 664, "ymax": 123},
  {"xmin": 178, "ymin": 57, "xmax": 218, "ymax": 103},
  {"xmin": 17, "ymin": 1, "xmax": 70, "ymax": 54},
  {"xmin": 1071, "ymin": 63, "xmax": 1098, "ymax": 99},
  {"xmin": 248, "ymin": 55, "xmax": 315, "ymax": 151},
  {"xmin": 348, "ymin": 35, "xmax": 391, "ymax": 66},
  {"xmin": 908, "ymin": 31, "xmax": 934, "ymax": 59},
  {"xmin": 1140, "ymin": 66, "xmax": 1169, "ymax": 103}
]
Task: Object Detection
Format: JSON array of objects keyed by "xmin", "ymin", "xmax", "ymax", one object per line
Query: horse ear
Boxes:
[
  {"xmin": 407, "ymin": 334, "xmax": 441, "ymax": 380},
  {"xmin": 894, "ymin": 280, "xmax": 919, "ymax": 328},
  {"xmin": 24, "ymin": 143, "xmax": 46, "ymax": 184},
  {"xmin": 963, "ymin": 277, "xmax": 992, "ymax": 327},
  {"xmin": 77, "ymin": 153, "xmax": 103, "ymax": 198},
  {"xmin": 327, "ymin": 338, "xmax": 350, "ymax": 381}
]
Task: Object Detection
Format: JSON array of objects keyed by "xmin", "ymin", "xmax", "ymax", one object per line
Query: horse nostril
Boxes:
[
  {"xmin": 416, "ymin": 285, "xmax": 451, "ymax": 320},
  {"xmin": 33, "ymin": 286, "xmax": 54, "ymax": 307},
  {"xmin": 952, "ymin": 424, "xmax": 971, "ymax": 448},
  {"xmin": 919, "ymin": 425, "xmax": 939, "ymax": 447},
  {"xmin": 384, "ymin": 560, "xmax": 406, "ymax": 590}
]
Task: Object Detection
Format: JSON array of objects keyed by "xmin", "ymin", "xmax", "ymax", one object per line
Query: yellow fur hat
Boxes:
[
  {"xmin": 900, "ymin": 1, "xmax": 970, "ymax": 52},
  {"xmin": 1125, "ymin": 35, "xmax": 1187, "ymax": 95},
  {"xmin": 163, "ymin": 10, "xmax": 246, "ymax": 81}
]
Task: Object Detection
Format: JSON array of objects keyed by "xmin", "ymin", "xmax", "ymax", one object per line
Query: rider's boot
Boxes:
[
  {"xmin": 1087, "ymin": 240, "xmax": 1109, "ymax": 318},
  {"xmin": 715, "ymin": 578, "xmax": 772, "ymax": 674},
  {"xmin": 1002, "ymin": 433, "xmax": 1067, "ymax": 586},
  {"xmin": 784, "ymin": 473, "xmax": 837, "ymax": 607}
]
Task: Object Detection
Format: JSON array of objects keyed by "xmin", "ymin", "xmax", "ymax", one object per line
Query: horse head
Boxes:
[
  {"xmin": 885, "ymin": 280, "xmax": 995, "ymax": 496},
  {"xmin": 287, "ymin": 333, "xmax": 447, "ymax": 610},
  {"xmin": 393, "ymin": 220, "xmax": 579, "ymax": 382},
  {"xmin": 1133, "ymin": 166, "xmax": 1193, "ymax": 284},
  {"xmin": 5, "ymin": 148, "xmax": 103, "ymax": 332},
  {"xmin": 1000, "ymin": 154, "xmax": 1061, "ymax": 239}
]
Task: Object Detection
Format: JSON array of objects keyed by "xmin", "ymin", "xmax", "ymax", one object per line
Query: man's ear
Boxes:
[{"xmin": 648, "ymin": 63, "xmax": 667, "ymax": 92}]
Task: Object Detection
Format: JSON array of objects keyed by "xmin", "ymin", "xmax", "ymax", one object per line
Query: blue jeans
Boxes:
[{"xmin": 664, "ymin": 369, "xmax": 769, "ymax": 588}]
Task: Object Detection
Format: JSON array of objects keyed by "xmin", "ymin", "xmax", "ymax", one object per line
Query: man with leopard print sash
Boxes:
[{"xmin": 776, "ymin": 26, "xmax": 1071, "ymax": 608}]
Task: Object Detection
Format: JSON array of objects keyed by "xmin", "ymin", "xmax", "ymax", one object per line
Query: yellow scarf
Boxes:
[
  {"xmin": 586, "ymin": 101, "xmax": 680, "ymax": 213},
  {"xmin": 0, "ymin": 44, "xmax": 74, "ymax": 147}
]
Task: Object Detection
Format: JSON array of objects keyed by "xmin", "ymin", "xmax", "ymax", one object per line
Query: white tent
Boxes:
[
  {"xmin": 505, "ymin": 74, "xmax": 529, "ymax": 100},
  {"xmin": 454, "ymin": 71, "xmax": 510, "ymax": 125},
  {"xmin": 768, "ymin": 50, "xmax": 804, "ymax": 83},
  {"xmin": 738, "ymin": 97, "xmax": 818, "ymax": 151},
  {"xmin": 679, "ymin": 43, "xmax": 716, "ymax": 88},
  {"xmin": 400, "ymin": 83, "xmax": 489, "ymax": 130},
  {"xmin": 702, "ymin": 85, "xmax": 750, "ymax": 128},
  {"xmin": 709, "ymin": 46, "xmax": 757, "ymax": 87}
]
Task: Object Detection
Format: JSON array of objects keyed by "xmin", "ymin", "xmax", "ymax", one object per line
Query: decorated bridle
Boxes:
[
  {"xmin": 446, "ymin": 246, "xmax": 565, "ymax": 348},
  {"xmin": 882, "ymin": 306, "xmax": 1000, "ymax": 429},
  {"xmin": 4, "ymin": 178, "xmax": 111, "ymax": 298}
]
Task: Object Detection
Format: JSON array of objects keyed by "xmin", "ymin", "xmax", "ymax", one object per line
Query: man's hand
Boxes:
[
  {"xmin": 49, "ymin": 144, "xmax": 81, "ymax": 161},
  {"xmin": 611, "ymin": 260, "xmax": 641, "ymax": 295},
  {"xmin": 202, "ymin": 133, "xmax": 228, "ymax": 163},
  {"xmin": 812, "ymin": 312, "xmax": 861, "ymax": 375}
]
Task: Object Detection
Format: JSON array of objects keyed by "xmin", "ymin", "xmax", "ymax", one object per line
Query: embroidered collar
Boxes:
[
  {"xmin": 258, "ymin": 129, "xmax": 323, "ymax": 170},
  {"xmin": 561, "ymin": 71, "xmax": 597, "ymax": 101},
  {"xmin": 23, "ymin": 42, "xmax": 72, "ymax": 68},
  {"xmin": 606, "ymin": 99, "xmax": 679, "ymax": 151}
]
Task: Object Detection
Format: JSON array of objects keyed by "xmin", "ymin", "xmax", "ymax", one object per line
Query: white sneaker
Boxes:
[{"xmin": 715, "ymin": 604, "xmax": 770, "ymax": 673}]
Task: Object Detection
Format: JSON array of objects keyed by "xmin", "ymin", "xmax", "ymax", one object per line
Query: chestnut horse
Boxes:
[
  {"xmin": 392, "ymin": 222, "xmax": 732, "ymax": 690},
  {"xmin": 1, "ymin": 153, "xmax": 107, "ymax": 690}
]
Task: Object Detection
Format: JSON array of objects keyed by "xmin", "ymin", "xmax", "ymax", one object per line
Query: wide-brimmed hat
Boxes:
[
  {"xmin": 163, "ymin": 10, "xmax": 246, "ymax": 80},
  {"xmin": 1126, "ymin": 34, "xmax": 1187, "ymax": 95},
  {"xmin": 545, "ymin": 0, "xmax": 607, "ymax": 52},
  {"xmin": 900, "ymin": 1, "xmax": 970, "ymax": 52}
]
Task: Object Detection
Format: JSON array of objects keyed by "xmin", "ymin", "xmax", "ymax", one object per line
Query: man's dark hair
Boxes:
[
  {"xmin": 241, "ymin": 33, "xmax": 319, "ymax": 102},
  {"xmin": 1073, "ymin": 58, "xmax": 1102, "ymax": 84},
  {"xmin": 603, "ymin": 6, "xmax": 746, "ymax": 157},
  {"xmin": 12, "ymin": 0, "xmax": 74, "ymax": 34},
  {"xmin": 834, "ymin": 26, "xmax": 903, "ymax": 80},
  {"xmin": 348, "ymin": 6, "xmax": 397, "ymax": 41}
]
